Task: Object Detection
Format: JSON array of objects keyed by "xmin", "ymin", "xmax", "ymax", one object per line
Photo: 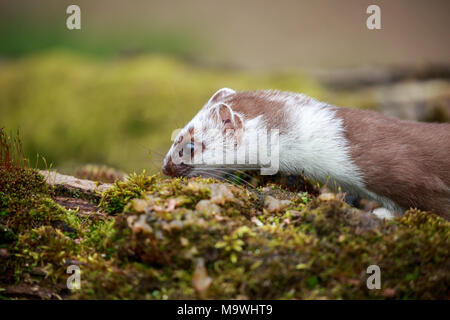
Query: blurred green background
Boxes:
[{"xmin": 0, "ymin": 0, "xmax": 449, "ymax": 174}]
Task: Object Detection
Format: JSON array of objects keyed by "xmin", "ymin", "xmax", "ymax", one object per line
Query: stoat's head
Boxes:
[{"xmin": 162, "ymin": 88, "xmax": 248, "ymax": 178}]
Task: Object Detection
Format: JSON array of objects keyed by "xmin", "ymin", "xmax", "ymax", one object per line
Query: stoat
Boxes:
[{"xmin": 162, "ymin": 88, "xmax": 450, "ymax": 220}]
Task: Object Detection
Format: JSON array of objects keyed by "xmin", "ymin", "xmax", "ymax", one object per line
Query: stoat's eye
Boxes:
[{"xmin": 183, "ymin": 142, "xmax": 195, "ymax": 156}]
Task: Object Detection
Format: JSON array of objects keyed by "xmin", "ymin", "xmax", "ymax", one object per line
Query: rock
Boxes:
[
  {"xmin": 251, "ymin": 217, "xmax": 263, "ymax": 227},
  {"xmin": 3, "ymin": 284, "xmax": 53, "ymax": 300},
  {"xmin": 132, "ymin": 196, "xmax": 188, "ymax": 213},
  {"xmin": 54, "ymin": 196, "xmax": 99, "ymax": 216},
  {"xmin": 131, "ymin": 199, "xmax": 149, "ymax": 213},
  {"xmin": 318, "ymin": 193, "xmax": 336, "ymax": 201},
  {"xmin": 382, "ymin": 288, "xmax": 397, "ymax": 298},
  {"xmin": 209, "ymin": 184, "xmax": 235, "ymax": 205},
  {"xmin": 195, "ymin": 200, "xmax": 221, "ymax": 214},
  {"xmin": 179, "ymin": 237, "xmax": 189, "ymax": 247},
  {"xmin": 192, "ymin": 258, "xmax": 212, "ymax": 296},
  {"xmin": 75, "ymin": 164, "xmax": 125, "ymax": 184},
  {"xmin": 166, "ymin": 198, "xmax": 178, "ymax": 212},
  {"xmin": 39, "ymin": 170, "xmax": 112, "ymax": 200},
  {"xmin": 0, "ymin": 248, "xmax": 10, "ymax": 258},
  {"xmin": 264, "ymin": 195, "xmax": 290, "ymax": 213},
  {"xmin": 127, "ymin": 214, "xmax": 153, "ymax": 234}
]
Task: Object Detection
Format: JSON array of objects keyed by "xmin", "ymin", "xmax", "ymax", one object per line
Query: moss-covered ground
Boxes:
[{"xmin": 1, "ymin": 163, "xmax": 448, "ymax": 299}]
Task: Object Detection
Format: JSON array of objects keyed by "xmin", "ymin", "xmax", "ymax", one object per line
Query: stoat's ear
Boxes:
[
  {"xmin": 214, "ymin": 103, "xmax": 243, "ymax": 131},
  {"xmin": 218, "ymin": 103, "xmax": 233, "ymax": 125},
  {"xmin": 233, "ymin": 113, "xmax": 243, "ymax": 130},
  {"xmin": 208, "ymin": 88, "xmax": 236, "ymax": 104}
]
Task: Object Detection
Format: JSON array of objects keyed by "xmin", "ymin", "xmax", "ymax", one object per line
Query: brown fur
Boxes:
[
  {"xmin": 225, "ymin": 90, "xmax": 292, "ymax": 132},
  {"xmin": 336, "ymin": 107, "xmax": 450, "ymax": 219}
]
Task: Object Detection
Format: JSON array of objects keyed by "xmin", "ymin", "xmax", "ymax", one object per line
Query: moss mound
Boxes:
[{"xmin": 2, "ymin": 169, "xmax": 448, "ymax": 299}]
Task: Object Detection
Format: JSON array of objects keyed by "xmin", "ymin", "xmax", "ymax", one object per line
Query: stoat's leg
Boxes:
[{"xmin": 371, "ymin": 207, "xmax": 395, "ymax": 220}]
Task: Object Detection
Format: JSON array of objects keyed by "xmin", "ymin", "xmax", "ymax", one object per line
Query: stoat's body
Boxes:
[{"xmin": 162, "ymin": 89, "xmax": 450, "ymax": 219}]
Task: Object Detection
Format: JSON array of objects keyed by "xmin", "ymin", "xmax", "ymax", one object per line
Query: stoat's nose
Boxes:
[{"xmin": 162, "ymin": 156, "xmax": 174, "ymax": 176}]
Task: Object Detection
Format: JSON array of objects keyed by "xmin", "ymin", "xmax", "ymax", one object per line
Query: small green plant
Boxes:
[
  {"xmin": 99, "ymin": 171, "xmax": 158, "ymax": 214},
  {"xmin": 215, "ymin": 226, "xmax": 256, "ymax": 263}
]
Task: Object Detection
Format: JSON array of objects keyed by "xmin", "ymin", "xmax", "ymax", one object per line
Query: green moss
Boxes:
[
  {"xmin": 13, "ymin": 226, "xmax": 78, "ymax": 281},
  {"xmin": 0, "ymin": 223, "xmax": 16, "ymax": 244},
  {"xmin": 81, "ymin": 218, "xmax": 116, "ymax": 256},
  {"xmin": 0, "ymin": 167, "xmax": 48, "ymax": 204},
  {"xmin": 1, "ymin": 169, "xmax": 449, "ymax": 300},
  {"xmin": 7, "ymin": 196, "xmax": 79, "ymax": 234},
  {"xmin": 99, "ymin": 172, "xmax": 158, "ymax": 214},
  {"xmin": 74, "ymin": 174, "xmax": 450, "ymax": 299},
  {"xmin": 0, "ymin": 166, "xmax": 80, "ymax": 235},
  {"xmin": 0, "ymin": 167, "xmax": 79, "ymax": 238}
]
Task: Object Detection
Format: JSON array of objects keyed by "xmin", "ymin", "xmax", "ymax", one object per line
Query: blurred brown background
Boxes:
[{"xmin": 1, "ymin": 0, "xmax": 449, "ymax": 70}]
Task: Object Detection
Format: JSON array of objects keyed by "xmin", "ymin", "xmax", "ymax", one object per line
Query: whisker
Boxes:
[
  {"xmin": 133, "ymin": 140, "xmax": 165, "ymax": 156},
  {"xmin": 147, "ymin": 149, "xmax": 166, "ymax": 158},
  {"xmin": 194, "ymin": 168, "xmax": 257, "ymax": 190},
  {"xmin": 189, "ymin": 169, "xmax": 223, "ymax": 180},
  {"xmin": 191, "ymin": 169, "xmax": 237, "ymax": 186},
  {"xmin": 221, "ymin": 171, "xmax": 258, "ymax": 190},
  {"xmin": 126, "ymin": 142, "xmax": 165, "ymax": 173},
  {"xmin": 149, "ymin": 158, "xmax": 162, "ymax": 173},
  {"xmin": 233, "ymin": 169, "xmax": 258, "ymax": 182},
  {"xmin": 207, "ymin": 175, "xmax": 239, "ymax": 187},
  {"xmin": 205, "ymin": 168, "xmax": 256, "ymax": 188},
  {"xmin": 132, "ymin": 141, "xmax": 166, "ymax": 164}
]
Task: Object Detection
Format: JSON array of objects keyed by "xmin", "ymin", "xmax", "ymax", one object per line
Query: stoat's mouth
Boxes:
[{"xmin": 161, "ymin": 158, "xmax": 193, "ymax": 177}]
